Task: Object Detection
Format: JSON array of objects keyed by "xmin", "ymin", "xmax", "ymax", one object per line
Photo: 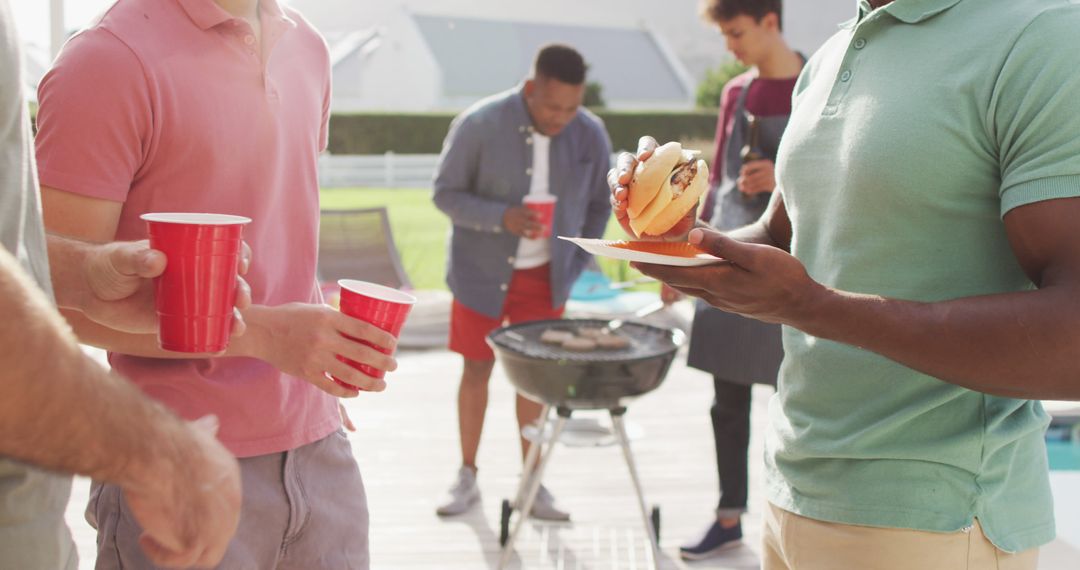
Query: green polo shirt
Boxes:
[{"xmin": 767, "ymin": 0, "xmax": 1080, "ymax": 553}]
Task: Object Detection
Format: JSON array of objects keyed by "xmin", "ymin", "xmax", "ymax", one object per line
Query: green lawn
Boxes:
[{"xmin": 320, "ymin": 187, "xmax": 655, "ymax": 292}]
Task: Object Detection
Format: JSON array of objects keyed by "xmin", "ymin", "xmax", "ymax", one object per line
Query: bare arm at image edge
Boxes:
[
  {"xmin": 0, "ymin": 245, "xmax": 241, "ymax": 567},
  {"xmin": 0, "ymin": 246, "xmax": 184, "ymax": 479}
]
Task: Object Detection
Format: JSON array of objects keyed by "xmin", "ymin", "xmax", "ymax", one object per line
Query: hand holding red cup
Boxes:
[
  {"xmin": 333, "ymin": 280, "xmax": 417, "ymax": 390},
  {"xmin": 522, "ymin": 194, "xmax": 557, "ymax": 238},
  {"xmin": 141, "ymin": 213, "xmax": 251, "ymax": 353}
]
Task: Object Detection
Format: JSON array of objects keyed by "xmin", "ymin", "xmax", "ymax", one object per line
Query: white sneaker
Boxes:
[
  {"xmin": 526, "ymin": 484, "xmax": 571, "ymax": 522},
  {"xmin": 436, "ymin": 466, "xmax": 480, "ymax": 516}
]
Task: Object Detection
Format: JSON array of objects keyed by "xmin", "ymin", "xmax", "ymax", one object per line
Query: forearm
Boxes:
[
  {"xmin": 0, "ymin": 249, "xmax": 195, "ymax": 486},
  {"xmin": 724, "ymin": 219, "xmax": 778, "ymax": 247},
  {"xmin": 795, "ymin": 284, "xmax": 1080, "ymax": 400},
  {"xmin": 432, "ymin": 187, "xmax": 508, "ymax": 233},
  {"xmin": 62, "ymin": 303, "xmax": 269, "ymax": 360},
  {"xmin": 59, "ymin": 309, "xmax": 202, "ymax": 358},
  {"xmin": 727, "ymin": 189, "xmax": 792, "ymax": 251},
  {"xmin": 45, "ymin": 233, "xmax": 95, "ymax": 311}
]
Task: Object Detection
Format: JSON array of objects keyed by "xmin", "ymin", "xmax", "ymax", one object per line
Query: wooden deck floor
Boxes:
[{"xmin": 69, "ymin": 341, "xmax": 1079, "ymax": 569}]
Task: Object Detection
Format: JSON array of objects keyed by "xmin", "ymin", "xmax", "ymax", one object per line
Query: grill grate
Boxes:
[{"xmin": 488, "ymin": 319, "xmax": 680, "ymax": 363}]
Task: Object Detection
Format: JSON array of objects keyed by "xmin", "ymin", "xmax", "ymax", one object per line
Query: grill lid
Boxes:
[{"xmin": 488, "ymin": 319, "xmax": 683, "ymax": 363}]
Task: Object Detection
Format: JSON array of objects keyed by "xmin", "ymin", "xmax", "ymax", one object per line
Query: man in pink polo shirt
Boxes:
[{"xmin": 35, "ymin": 0, "xmax": 395, "ymax": 567}]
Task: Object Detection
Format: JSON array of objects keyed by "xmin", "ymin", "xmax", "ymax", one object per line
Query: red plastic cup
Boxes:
[
  {"xmin": 523, "ymin": 194, "xmax": 557, "ymax": 238},
  {"xmin": 141, "ymin": 213, "xmax": 251, "ymax": 353},
  {"xmin": 334, "ymin": 279, "xmax": 417, "ymax": 390}
]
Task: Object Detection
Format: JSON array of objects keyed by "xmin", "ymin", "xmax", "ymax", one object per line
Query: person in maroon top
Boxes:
[
  {"xmin": 701, "ymin": 68, "xmax": 799, "ymax": 217},
  {"xmin": 668, "ymin": 0, "xmax": 804, "ymax": 561}
]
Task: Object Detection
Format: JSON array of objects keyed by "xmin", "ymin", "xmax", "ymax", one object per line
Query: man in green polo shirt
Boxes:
[{"xmin": 609, "ymin": 0, "xmax": 1080, "ymax": 567}]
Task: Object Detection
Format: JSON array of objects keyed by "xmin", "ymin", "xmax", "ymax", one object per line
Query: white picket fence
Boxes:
[{"xmin": 318, "ymin": 153, "xmax": 440, "ymax": 189}]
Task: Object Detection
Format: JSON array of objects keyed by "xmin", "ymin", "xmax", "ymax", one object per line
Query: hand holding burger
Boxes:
[
  {"xmin": 626, "ymin": 141, "xmax": 709, "ymax": 237},
  {"xmin": 608, "ymin": 137, "xmax": 708, "ymax": 240}
]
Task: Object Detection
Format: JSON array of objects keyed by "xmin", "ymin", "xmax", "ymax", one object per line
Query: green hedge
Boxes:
[
  {"xmin": 327, "ymin": 114, "xmax": 453, "ymax": 156},
  {"xmin": 597, "ymin": 110, "xmax": 719, "ymax": 152},
  {"xmin": 327, "ymin": 110, "xmax": 718, "ymax": 155}
]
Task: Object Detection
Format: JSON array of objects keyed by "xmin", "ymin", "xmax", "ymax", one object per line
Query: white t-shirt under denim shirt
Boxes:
[{"xmin": 514, "ymin": 132, "xmax": 551, "ymax": 269}]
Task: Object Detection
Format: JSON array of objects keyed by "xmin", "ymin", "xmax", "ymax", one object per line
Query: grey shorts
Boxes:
[{"xmin": 88, "ymin": 430, "xmax": 368, "ymax": 570}]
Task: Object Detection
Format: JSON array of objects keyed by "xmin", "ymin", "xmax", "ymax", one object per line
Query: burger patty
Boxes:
[{"xmin": 669, "ymin": 161, "xmax": 698, "ymax": 197}]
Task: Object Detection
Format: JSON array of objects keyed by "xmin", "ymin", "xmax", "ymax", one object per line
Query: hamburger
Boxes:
[{"xmin": 626, "ymin": 141, "xmax": 709, "ymax": 237}]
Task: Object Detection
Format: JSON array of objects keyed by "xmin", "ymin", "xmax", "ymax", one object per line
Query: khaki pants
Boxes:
[{"xmin": 763, "ymin": 502, "xmax": 1038, "ymax": 570}]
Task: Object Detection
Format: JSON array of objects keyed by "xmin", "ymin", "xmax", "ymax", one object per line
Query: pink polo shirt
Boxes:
[{"xmin": 35, "ymin": 0, "xmax": 338, "ymax": 457}]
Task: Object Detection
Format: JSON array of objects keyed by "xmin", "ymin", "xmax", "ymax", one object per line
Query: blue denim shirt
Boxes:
[{"xmin": 433, "ymin": 86, "xmax": 612, "ymax": 318}]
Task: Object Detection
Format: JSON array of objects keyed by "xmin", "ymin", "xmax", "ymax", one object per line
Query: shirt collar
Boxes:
[
  {"xmin": 259, "ymin": 0, "xmax": 296, "ymax": 28},
  {"xmin": 883, "ymin": 0, "xmax": 964, "ymax": 23},
  {"xmin": 512, "ymin": 84, "xmax": 537, "ymax": 136},
  {"xmin": 844, "ymin": 0, "xmax": 963, "ymax": 28},
  {"xmin": 175, "ymin": 0, "xmax": 296, "ymax": 31},
  {"xmin": 175, "ymin": 0, "xmax": 231, "ymax": 30}
]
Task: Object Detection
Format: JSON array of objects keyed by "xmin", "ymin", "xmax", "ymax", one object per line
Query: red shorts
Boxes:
[{"xmin": 449, "ymin": 264, "xmax": 564, "ymax": 360}]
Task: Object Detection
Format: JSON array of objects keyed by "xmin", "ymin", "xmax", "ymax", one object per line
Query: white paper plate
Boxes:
[{"xmin": 559, "ymin": 237, "xmax": 724, "ymax": 267}]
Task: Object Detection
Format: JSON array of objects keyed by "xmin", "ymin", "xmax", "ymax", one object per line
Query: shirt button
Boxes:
[
  {"xmin": 853, "ymin": 37, "xmax": 867, "ymax": 49},
  {"xmin": 507, "ymin": 256, "xmax": 516, "ymax": 264},
  {"xmin": 244, "ymin": 35, "xmax": 256, "ymax": 45},
  {"xmin": 500, "ymin": 283, "xmax": 508, "ymax": 292},
  {"xmin": 526, "ymin": 168, "xmax": 533, "ymax": 176},
  {"xmin": 526, "ymin": 138, "xmax": 533, "ymax": 145},
  {"xmin": 840, "ymin": 70, "xmax": 852, "ymax": 82}
]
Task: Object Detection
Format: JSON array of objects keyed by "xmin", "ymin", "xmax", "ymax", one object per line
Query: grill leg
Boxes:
[
  {"xmin": 498, "ymin": 409, "xmax": 570, "ymax": 570},
  {"xmin": 510, "ymin": 404, "xmax": 551, "ymax": 512},
  {"xmin": 611, "ymin": 408, "xmax": 660, "ymax": 567}
]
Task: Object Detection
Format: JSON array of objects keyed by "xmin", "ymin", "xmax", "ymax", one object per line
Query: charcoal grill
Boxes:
[{"xmin": 488, "ymin": 319, "xmax": 684, "ymax": 569}]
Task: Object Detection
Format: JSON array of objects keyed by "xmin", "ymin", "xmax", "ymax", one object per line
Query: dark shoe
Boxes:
[{"xmin": 679, "ymin": 520, "xmax": 742, "ymax": 561}]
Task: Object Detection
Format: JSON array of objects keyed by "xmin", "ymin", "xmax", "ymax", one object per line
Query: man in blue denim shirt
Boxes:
[{"xmin": 432, "ymin": 44, "xmax": 612, "ymax": 519}]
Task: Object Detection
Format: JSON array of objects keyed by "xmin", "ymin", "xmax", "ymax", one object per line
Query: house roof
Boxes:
[
  {"xmin": 326, "ymin": 29, "xmax": 380, "ymax": 67},
  {"xmin": 411, "ymin": 14, "xmax": 690, "ymax": 103}
]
